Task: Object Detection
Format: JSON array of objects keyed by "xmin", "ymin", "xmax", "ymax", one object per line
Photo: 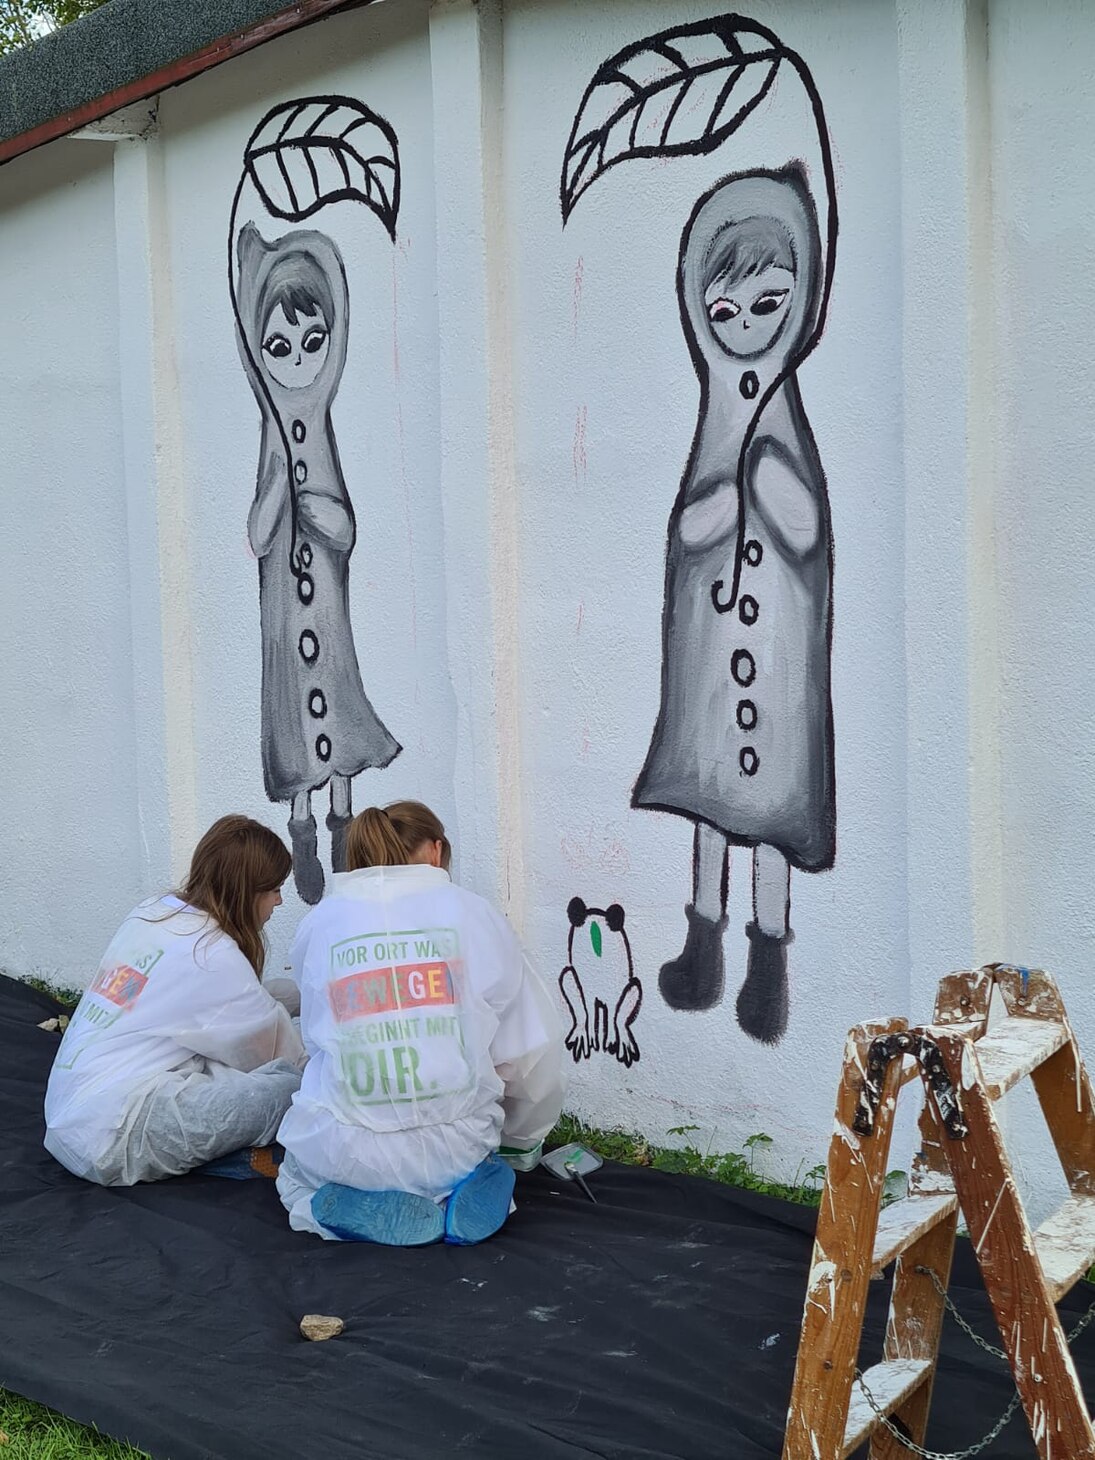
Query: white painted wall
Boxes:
[
  {"xmin": 987, "ymin": 0, "xmax": 1095, "ymax": 1222},
  {"xmin": 0, "ymin": 141, "xmax": 145, "ymax": 983},
  {"xmin": 1, "ymin": 0, "xmax": 1093, "ymax": 1199}
]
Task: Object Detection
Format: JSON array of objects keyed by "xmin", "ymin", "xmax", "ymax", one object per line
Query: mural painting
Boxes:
[
  {"xmin": 562, "ymin": 17, "xmax": 838, "ymax": 1044},
  {"xmin": 559, "ymin": 898, "xmax": 642, "ymax": 1067},
  {"xmin": 228, "ymin": 97, "xmax": 403, "ymax": 903}
]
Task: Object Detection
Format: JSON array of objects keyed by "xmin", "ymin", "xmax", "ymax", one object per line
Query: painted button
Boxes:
[
  {"xmin": 308, "ymin": 689, "xmax": 327, "ymax": 719},
  {"xmin": 731, "ymin": 648, "xmax": 756, "ymax": 687},
  {"xmin": 294, "ymin": 459, "xmax": 308, "ymax": 485},
  {"xmin": 744, "ymin": 540, "xmax": 763, "ymax": 567},
  {"xmin": 316, "ymin": 734, "xmax": 332, "ymax": 762},
  {"xmin": 739, "ymin": 594, "xmax": 759, "ymax": 626},
  {"xmin": 297, "ymin": 572, "xmax": 314, "ymax": 605},
  {"xmin": 292, "ymin": 420, "xmax": 306, "ymax": 444},
  {"xmin": 740, "ymin": 746, "xmax": 759, "ymax": 776},
  {"xmin": 299, "ymin": 630, "xmax": 319, "ymax": 664},
  {"xmin": 740, "ymin": 371, "xmax": 759, "ymax": 400},
  {"xmin": 299, "ymin": 542, "xmax": 313, "ymax": 568},
  {"xmin": 736, "ymin": 699, "xmax": 757, "ymax": 731}
]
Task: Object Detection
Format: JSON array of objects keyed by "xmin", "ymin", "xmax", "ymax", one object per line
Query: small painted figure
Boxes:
[
  {"xmin": 235, "ymin": 223, "xmax": 400, "ymax": 904},
  {"xmin": 559, "ymin": 897, "xmax": 642, "ymax": 1067},
  {"xmin": 633, "ymin": 167, "xmax": 835, "ymax": 1044}
]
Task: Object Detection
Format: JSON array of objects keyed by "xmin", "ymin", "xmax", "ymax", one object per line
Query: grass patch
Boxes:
[
  {"xmin": 547, "ymin": 1112, "xmax": 834, "ymax": 1205},
  {"xmin": 19, "ymin": 977, "xmax": 83, "ymax": 1010},
  {"xmin": 0, "ymin": 1390, "xmax": 149, "ymax": 1459}
]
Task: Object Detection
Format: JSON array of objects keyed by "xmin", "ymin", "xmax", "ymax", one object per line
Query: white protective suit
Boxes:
[
  {"xmin": 276, "ymin": 864, "xmax": 566, "ymax": 1238},
  {"xmin": 44, "ymin": 896, "xmax": 306, "ymax": 1186}
]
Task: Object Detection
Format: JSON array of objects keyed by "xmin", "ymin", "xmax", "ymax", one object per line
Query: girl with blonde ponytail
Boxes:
[
  {"xmin": 277, "ymin": 800, "xmax": 564, "ymax": 1246},
  {"xmin": 344, "ymin": 802, "xmax": 451, "ymax": 873}
]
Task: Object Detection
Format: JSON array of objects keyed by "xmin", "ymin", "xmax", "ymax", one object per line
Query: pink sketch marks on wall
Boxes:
[
  {"xmin": 561, "ymin": 17, "xmax": 839, "ymax": 1044},
  {"xmin": 559, "ymin": 899, "xmax": 642, "ymax": 1067},
  {"xmin": 229, "ymin": 98, "xmax": 402, "ymax": 904}
]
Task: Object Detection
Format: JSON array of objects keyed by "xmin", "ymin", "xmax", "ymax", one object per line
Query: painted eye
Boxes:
[
  {"xmin": 263, "ymin": 333, "xmax": 292, "ymax": 359},
  {"xmin": 302, "ymin": 327, "xmax": 329, "ymax": 354},
  {"xmin": 590, "ymin": 922, "xmax": 603, "ymax": 958},
  {"xmin": 708, "ymin": 298, "xmax": 740, "ymax": 324},
  {"xmin": 751, "ymin": 290, "xmax": 789, "ymax": 317}
]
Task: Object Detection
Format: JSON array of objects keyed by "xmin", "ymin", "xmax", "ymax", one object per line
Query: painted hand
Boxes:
[
  {"xmin": 678, "ymin": 480, "xmax": 739, "ymax": 551},
  {"xmin": 297, "ymin": 489, "xmax": 356, "ymax": 553}
]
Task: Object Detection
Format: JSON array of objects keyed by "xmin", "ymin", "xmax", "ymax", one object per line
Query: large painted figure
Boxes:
[
  {"xmin": 235, "ymin": 224, "xmax": 400, "ymax": 904},
  {"xmin": 633, "ymin": 168, "xmax": 833, "ymax": 1041},
  {"xmin": 562, "ymin": 16, "xmax": 838, "ymax": 1044},
  {"xmin": 228, "ymin": 96, "xmax": 403, "ymax": 904}
]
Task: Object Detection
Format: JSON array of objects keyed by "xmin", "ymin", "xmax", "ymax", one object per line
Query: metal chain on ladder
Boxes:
[{"xmin": 853, "ymin": 1266, "xmax": 1095, "ymax": 1460}]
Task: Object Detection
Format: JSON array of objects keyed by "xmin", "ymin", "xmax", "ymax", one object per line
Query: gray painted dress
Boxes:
[
  {"xmin": 236, "ymin": 225, "xmax": 400, "ymax": 803},
  {"xmin": 633, "ymin": 171, "xmax": 835, "ymax": 873}
]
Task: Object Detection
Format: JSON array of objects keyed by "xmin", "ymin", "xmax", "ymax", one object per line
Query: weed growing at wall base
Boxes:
[
  {"xmin": 19, "ymin": 976, "xmax": 83, "ymax": 1009},
  {"xmin": 547, "ymin": 1112, "xmax": 835, "ymax": 1205}
]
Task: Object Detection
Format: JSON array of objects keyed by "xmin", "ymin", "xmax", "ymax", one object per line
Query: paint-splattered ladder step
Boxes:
[
  {"xmin": 841, "ymin": 1359, "xmax": 932, "ymax": 1457},
  {"xmin": 870, "ymin": 1193, "xmax": 958, "ymax": 1275},
  {"xmin": 972, "ymin": 1016, "xmax": 1069, "ymax": 1100},
  {"xmin": 1032, "ymin": 1194, "xmax": 1095, "ymax": 1302}
]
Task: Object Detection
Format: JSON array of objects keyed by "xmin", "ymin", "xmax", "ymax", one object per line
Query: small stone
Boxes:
[
  {"xmin": 57, "ymin": 1015, "xmax": 70, "ymax": 1031},
  {"xmin": 0, "ymin": 1427, "xmax": 9, "ymax": 1444},
  {"xmin": 37, "ymin": 1018, "xmax": 59, "ymax": 1032},
  {"xmin": 300, "ymin": 1314, "xmax": 344, "ymax": 1342}
]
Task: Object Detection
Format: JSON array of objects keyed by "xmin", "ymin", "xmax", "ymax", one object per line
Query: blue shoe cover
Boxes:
[
  {"xmin": 311, "ymin": 1183, "xmax": 444, "ymax": 1246},
  {"xmin": 444, "ymin": 1154, "xmax": 516, "ymax": 1246}
]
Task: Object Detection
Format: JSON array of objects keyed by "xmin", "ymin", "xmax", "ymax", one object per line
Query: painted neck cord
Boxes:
[
  {"xmin": 227, "ymin": 172, "xmax": 309, "ymax": 587},
  {"xmin": 721, "ymin": 38, "xmax": 838, "ymax": 612}
]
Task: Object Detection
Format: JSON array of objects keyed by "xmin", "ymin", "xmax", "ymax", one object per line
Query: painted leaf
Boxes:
[
  {"xmin": 590, "ymin": 921, "xmax": 603, "ymax": 958},
  {"xmin": 244, "ymin": 95, "xmax": 400, "ymax": 238},
  {"xmin": 561, "ymin": 14, "xmax": 785, "ymax": 221}
]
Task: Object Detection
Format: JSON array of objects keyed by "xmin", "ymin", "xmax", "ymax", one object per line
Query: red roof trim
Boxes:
[{"xmin": 0, "ymin": 0, "xmax": 367, "ymax": 166}]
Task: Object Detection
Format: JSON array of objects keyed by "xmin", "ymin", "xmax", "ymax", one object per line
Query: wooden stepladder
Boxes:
[{"xmin": 782, "ymin": 965, "xmax": 1095, "ymax": 1460}]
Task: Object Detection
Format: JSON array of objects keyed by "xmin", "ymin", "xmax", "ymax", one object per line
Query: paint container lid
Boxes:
[{"xmin": 541, "ymin": 1142, "xmax": 603, "ymax": 1180}]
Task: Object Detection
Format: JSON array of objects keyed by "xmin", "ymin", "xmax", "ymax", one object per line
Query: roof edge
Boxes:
[{"xmin": 0, "ymin": 0, "xmax": 369, "ymax": 167}]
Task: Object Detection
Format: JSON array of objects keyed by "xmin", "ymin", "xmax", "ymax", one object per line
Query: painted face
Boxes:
[
  {"xmin": 261, "ymin": 302, "xmax": 330, "ymax": 389},
  {"xmin": 704, "ymin": 263, "xmax": 795, "ymax": 360}
]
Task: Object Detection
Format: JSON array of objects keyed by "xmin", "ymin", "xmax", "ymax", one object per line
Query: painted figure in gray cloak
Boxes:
[
  {"xmin": 236, "ymin": 223, "xmax": 400, "ymax": 904},
  {"xmin": 633, "ymin": 167, "xmax": 835, "ymax": 1043}
]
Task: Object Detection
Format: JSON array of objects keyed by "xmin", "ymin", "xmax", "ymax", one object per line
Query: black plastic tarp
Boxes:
[{"xmin": 0, "ymin": 973, "xmax": 1087, "ymax": 1458}]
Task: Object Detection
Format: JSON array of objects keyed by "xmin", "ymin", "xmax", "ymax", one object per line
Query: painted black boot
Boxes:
[
  {"xmin": 327, "ymin": 810, "xmax": 351, "ymax": 873},
  {"xmin": 658, "ymin": 904, "xmax": 726, "ymax": 1011},
  {"xmin": 736, "ymin": 922, "xmax": 793, "ymax": 1045},
  {"xmin": 289, "ymin": 815, "xmax": 324, "ymax": 905}
]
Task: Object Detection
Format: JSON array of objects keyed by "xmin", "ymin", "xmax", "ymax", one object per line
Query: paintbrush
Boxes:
[{"xmin": 565, "ymin": 1152, "xmax": 597, "ymax": 1203}]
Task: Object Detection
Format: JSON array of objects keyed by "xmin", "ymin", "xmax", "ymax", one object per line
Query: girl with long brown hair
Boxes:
[
  {"xmin": 277, "ymin": 801, "xmax": 565, "ymax": 1246},
  {"xmin": 44, "ymin": 816, "xmax": 306, "ymax": 1186}
]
